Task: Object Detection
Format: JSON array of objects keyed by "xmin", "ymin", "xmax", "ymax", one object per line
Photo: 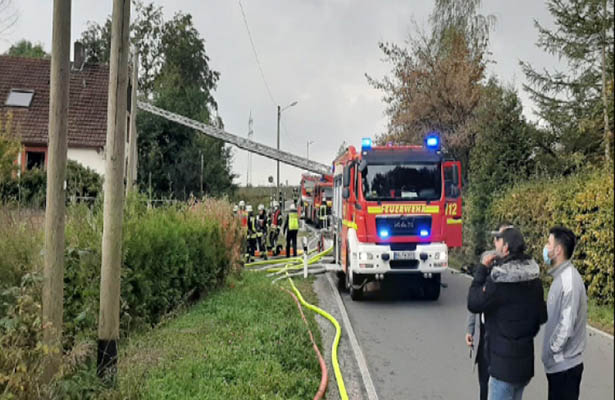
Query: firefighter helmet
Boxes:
[
  {"xmin": 239, "ymin": 200, "xmax": 246, "ymax": 209},
  {"xmin": 258, "ymin": 204, "xmax": 265, "ymax": 211},
  {"xmin": 246, "ymin": 205, "xmax": 253, "ymax": 212}
]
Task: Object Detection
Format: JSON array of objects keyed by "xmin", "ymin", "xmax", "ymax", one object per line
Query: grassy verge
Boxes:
[
  {"xmin": 98, "ymin": 272, "xmax": 323, "ymax": 399},
  {"xmin": 587, "ymin": 299, "xmax": 614, "ymax": 335},
  {"xmin": 448, "ymin": 251, "xmax": 614, "ymax": 335}
]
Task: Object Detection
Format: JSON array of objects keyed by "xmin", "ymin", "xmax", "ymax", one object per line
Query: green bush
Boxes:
[
  {"xmin": 0, "ymin": 160, "xmax": 102, "ymax": 207},
  {"xmin": 0, "ymin": 195, "xmax": 242, "ymax": 397},
  {"xmin": 487, "ymin": 167, "xmax": 614, "ymax": 304}
]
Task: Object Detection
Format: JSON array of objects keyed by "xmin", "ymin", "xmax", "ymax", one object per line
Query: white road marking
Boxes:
[{"xmin": 326, "ymin": 273, "xmax": 379, "ymax": 400}]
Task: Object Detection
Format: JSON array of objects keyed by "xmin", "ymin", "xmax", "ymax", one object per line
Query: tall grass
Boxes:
[{"xmin": 0, "ymin": 195, "xmax": 243, "ymax": 398}]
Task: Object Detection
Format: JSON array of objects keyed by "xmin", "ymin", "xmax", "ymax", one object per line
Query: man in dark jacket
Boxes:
[{"xmin": 468, "ymin": 227, "xmax": 547, "ymax": 400}]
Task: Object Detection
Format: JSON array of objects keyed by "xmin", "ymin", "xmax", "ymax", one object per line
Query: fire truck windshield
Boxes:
[{"xmin": 361, "ymin": 163, "xmax": 441, "ymax": 201}]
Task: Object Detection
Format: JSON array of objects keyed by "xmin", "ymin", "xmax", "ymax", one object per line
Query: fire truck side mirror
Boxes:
[
  {"xmin": 358, "ymin": 159, "xmax": 367, "ymax": 173},
  {"xmin": 342, "ymin": 187, "xmax": 350, "ymax": 199},
  {"xmin": 343, "ymin": 166, "xmax": 351, "ymax": 187}
]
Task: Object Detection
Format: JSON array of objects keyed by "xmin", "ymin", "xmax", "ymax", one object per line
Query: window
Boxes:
[
  {"xmin": 26, "ymin": 151, "xmax": 45, "ymax": 170},
  {"xmin": 5, "ymin": 89, "xmax": 34, "ymax": 107},
  {"xmin": 362, "ymin": 163, "xmax": 442, "ymax": 201}
]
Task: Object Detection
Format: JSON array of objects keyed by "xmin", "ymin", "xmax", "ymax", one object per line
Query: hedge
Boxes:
[
  {"xmin": 0, "ymin": 195, "xmax": 243, "ymax": 397},
  {"xmin": 487, "ymin": 167, "xmax": 614, "ymax": 304}
]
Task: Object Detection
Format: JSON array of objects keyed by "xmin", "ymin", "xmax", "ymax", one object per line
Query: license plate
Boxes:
[{"xmin": 393, "ymin": 251, "xmax": 416, "ymax": 260}]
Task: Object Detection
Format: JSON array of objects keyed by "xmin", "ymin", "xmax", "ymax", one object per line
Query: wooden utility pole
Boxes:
[
  {"xmin": 42, "ymin": 0, "xmax": 71, "ymax": 384},
  {"xmin": 126, "ymin": 50, "xmax": 138, "ymax": 194},
  {"xmin": 98, "ymin": 0, "xmax": 130, "ymax": 380}
]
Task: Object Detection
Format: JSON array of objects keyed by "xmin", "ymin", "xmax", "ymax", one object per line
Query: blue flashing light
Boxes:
[
  {"xmin": 425, "ymin": 135, "xmax": 440, "ymax": 150},
  {"xmin": 361, "ymin": 137, "xmax": 372, "ymax": 150},
  {"xmin": 379, "ymin": 229, "xmax": 390, "ymax": 239},
  {"xmin": 419, "ymin": 229, "xmax": 430, "ymax": 238}
]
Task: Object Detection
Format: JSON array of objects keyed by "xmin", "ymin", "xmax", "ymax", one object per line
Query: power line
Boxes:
[{"xmin": 237, "ymin": 0, "xmax": 276, "ymax": 107}]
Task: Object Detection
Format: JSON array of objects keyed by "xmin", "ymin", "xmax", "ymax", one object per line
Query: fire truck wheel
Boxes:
[
  {"xmin": 347, "ymin": 271, "xmax": 363, "ymax": 301},
  {"xmin": 336, "ymin": 271, "xmax": 346, "ymax": 291},
  {"xmin": 423, "ymin": 273, "xmax": 441, "ymax": 301}
]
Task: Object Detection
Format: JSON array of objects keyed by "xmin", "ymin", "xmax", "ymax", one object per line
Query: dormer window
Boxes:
[{"xmin": 5, "ymin": 89, "xmax": 34, "ymax": 107}]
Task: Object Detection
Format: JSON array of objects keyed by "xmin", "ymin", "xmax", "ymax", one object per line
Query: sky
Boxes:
[{"xmin": 0, "ymin": 0, "xmax": 562, "ymax": 187}]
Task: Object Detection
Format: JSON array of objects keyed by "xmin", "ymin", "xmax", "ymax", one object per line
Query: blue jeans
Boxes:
[{"xmin": 488, "ymin": 377, "xmax": 528, "ymax": 400}]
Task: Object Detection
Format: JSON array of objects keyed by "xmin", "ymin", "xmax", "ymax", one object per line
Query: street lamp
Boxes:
[
  {"xmin": 277, "ymin": 100, "xmax": 298, "ymax": 194},
  {"xmin": 307, "ymin": 140, "xmax": 314, "ymax": 161}
]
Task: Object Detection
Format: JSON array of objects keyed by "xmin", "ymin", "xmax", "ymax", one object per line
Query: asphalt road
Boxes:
[{"xmin": 336, "ymin": 268, "xmax": 614, "ymax": 400}]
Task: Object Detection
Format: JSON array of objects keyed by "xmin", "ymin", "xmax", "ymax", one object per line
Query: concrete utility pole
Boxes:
[
  {"xmin": 126, "ymin": 50, "xmax": 139, "ymax": 194},
  {"xmin": 42, "ymin": 0, "xmax": 71, "ymax": 384},
  {"xmin": 276, "ymin": 105, "xmax": 280, "ymax": 193},
  {"xmin": 98, "ymin": 0, "xmax": 130, "ymax": 380},
  {"xmin": 276, "ymin": 101, "xmax": 298, "ymax": 195}
]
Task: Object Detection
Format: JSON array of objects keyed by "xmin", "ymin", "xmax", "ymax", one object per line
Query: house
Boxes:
[{"xmin": 0, "ymin": 42, "xmax": 135, "ymax": 178}]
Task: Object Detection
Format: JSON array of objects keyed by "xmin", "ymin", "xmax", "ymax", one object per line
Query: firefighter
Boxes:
[
  {"xmin": 246, "ymin": 205, "xmax": 257, "ymax": 259},
  {"xmin": 239, "ymin": 200, "xmax": 247, "ymax": 228},
  {"xmin": 256, "ymin": 204, "xmax": 267, "ymax": 258},
  {"xmin": 284, "ymin": 203, "xmax": 299, "ymax": 257},
  {"xmin": 318, "ymin": 203, "xmax": 328, "ymax": 229},
  {"xmin": 270, "ymin": 201, "xmax": 282, "ymax": 254}
]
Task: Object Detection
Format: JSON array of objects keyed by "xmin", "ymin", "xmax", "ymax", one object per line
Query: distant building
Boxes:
[{"xmin": 0, "ymin": 42, "xmax": 135, "ymax": 178}]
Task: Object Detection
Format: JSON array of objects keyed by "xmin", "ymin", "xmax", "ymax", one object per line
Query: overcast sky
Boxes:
[{"xmin": 0, "ymin": 0, "xmax": 561, "ymax": 187}]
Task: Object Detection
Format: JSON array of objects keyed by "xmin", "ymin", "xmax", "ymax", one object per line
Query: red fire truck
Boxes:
[
  {"xmin": 299, "ymin": 173, "xmax": 320, "ymax": 221},
  {"xmin": 332, "ymin": 135, "xmax": 462, "ymax": 301},
  {"xmin": 311, "ymin": 176, "xmax": 333, "ymax": 228}
]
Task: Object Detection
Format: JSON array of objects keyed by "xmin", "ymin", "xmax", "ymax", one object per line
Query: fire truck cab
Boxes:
[
  {"xmin": 299, "ymin": 173, "xmax": 319, "ymax": 222},
  {"xmin": 332, "ymin": 136, "xmax": 462, "ymax": 301}
]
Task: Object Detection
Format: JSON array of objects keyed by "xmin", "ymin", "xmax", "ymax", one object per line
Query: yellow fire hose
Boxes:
[
  {"xmin": 266, "ymin": 246, "xmax": 333, "ymax": 274},
  {"xmin": 245, "ymin": 232, "xmax": 347, "ymax": 400},
  {"xmin": 287, "ymin": 273, "xmax": 348, "ymax": 400}
]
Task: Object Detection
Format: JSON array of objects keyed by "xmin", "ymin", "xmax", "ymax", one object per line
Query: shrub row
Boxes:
[
  {"xmin": 0, "ymin": 160, "xmax": 102, "ymax": 207},
  {"xmin": 486, "ymin": 167, "xmax": 614, "ymax": 304},
  {"xmin": 0, "ymin": 195, "xmax": 243, "ymax": 397}
]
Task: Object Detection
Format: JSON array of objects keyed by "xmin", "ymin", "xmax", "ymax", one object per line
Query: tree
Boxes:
[
  {"xmin": 0, "ymin": 112, "xmax": 20, "ymax": 183},
  {"xmin": 367, "ymin": 0, "xmax": 494, "ymax": 179},
  {"xmin": 465, "ymin": 80, "xmax": 536, "ymax": 255},
  {"xmin": 5, "ymin": 39, "xmax": 48, "ymax": 58},
  {"xmin": 521, "ymin": 0, "xmax": 615, "ymax": 167},
  {"xmin": 79, "ymin": 1, "xmax": 236, "ymax": 199}
]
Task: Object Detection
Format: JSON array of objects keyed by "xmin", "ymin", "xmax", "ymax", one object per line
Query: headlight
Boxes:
[{"xmin": 359, "ymin": 252, "xmax": 374, "ymax": 261}]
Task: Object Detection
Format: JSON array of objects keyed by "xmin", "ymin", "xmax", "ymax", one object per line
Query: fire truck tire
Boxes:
[
  {"xmin": 336, "ymin": 271, "xmax": 346, "ymax": 291},
  {"xmin": 347, "ymin": 271, "xmax": 363, "ymax": 301},
  {"xmin": 423, "ymin": 273, "xmax": 441, "ymax": 301}
]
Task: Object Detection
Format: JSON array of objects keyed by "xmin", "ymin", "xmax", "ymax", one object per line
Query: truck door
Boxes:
[{"xmin": 443, "ymin": 161, "xmax": 462, "ymax": 247}]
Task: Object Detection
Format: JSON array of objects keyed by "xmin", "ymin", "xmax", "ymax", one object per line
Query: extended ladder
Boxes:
[{"xmin": 137, "ymin": 101, "xmax": 331, "ymax": 176}]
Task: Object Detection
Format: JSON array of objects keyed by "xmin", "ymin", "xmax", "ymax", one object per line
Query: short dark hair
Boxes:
[
  {"xmin": 549, "ymin": 226, "xmax": 576, "ymax": 259},
  {"xmin": 497, "ymin": 227, "xmax": 526, "ymax": 255}
]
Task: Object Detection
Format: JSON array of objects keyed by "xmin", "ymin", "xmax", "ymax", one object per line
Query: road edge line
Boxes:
[
  {"xmin": 326, "ymin": 273, "xmax": 379, "ymax": 400},
  {"xmin": 449, "ymin": 267, "xmax": 614, "ymax": 341}
]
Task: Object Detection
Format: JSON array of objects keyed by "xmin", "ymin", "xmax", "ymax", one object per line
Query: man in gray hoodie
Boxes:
[{"xmin": 542, "ymin": 226, "xmax": 587, "ymax": 400}]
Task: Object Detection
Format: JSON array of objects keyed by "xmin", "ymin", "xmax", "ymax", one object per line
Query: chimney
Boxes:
[{"xmin": 73, "ymin": 41, "xmax": 85, "ymax": 70}]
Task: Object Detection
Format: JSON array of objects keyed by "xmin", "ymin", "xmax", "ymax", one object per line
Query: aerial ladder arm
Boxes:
[{"xmin": 137, "ymin": 101, "xmax": 331, "ymax": 176}]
